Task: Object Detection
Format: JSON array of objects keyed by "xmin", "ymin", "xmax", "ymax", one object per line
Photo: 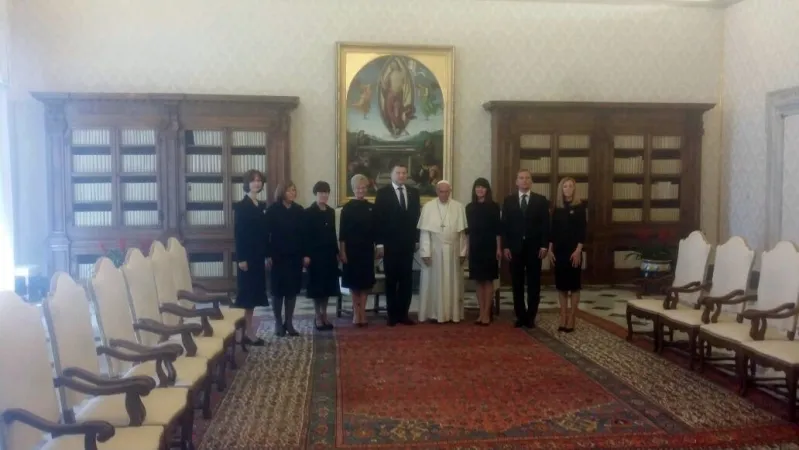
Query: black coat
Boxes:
[
  {"xmin": 304, "ymin": 203, "xmax": 341, "ymax": 298},
  {"xmin": 265, "ymin": 201, "xmax": 308, "ymax": 297},
  {"xmin": 373, "ymin": 184, "xmax": 421, "ymax": 252},
  {"xmin": 500, "ymin": 192, "xmax": 551, "ymax": 254},
  {"xmin": 233, "ymin": 196, "xmax": 268, "ymax": 308}
]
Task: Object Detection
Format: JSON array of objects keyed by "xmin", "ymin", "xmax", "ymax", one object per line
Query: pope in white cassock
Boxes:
[{"xmin": 417, "ymin": 180, "xmax": 468, "ymax": 323}]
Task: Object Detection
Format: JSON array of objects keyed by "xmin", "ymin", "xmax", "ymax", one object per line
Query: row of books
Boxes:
[
  {"xmin": 612, "ymin": 208, "xmax": 680, "ymax": 222},
  {"xmin": 73, "ymin": 153, "xmax": 157, "ymax": 174},
  {"xmin": 612, "ymin": 182, "xmax": 679, "ymax": 201},
  {"xmin": 519, "ymin": 134, "xmax": 682, "ymax": 151},
  {"xmin": 189, "ymin": 130, "xmax": 267, "ymax": 148},
  {"xmin": 532, "ymin": 183, "xmax": 589, "ymax": 199}
]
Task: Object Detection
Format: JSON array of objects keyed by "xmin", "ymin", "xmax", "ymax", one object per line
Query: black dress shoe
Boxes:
[
  {"xmin": 387, "ymin": 320, "xmax": 397, "ymax": 327},
  {"xmin": 525, "ymin": 322, "xmax": 536, "ymax": 329},
  {"xmin": 557, "ymin": 326, "xmax": 566, "ymax": 332},
  {"xmin": 400, "ymin": 318, "xmax": 416, "ymax": 325},
  {"xmin": 514, "ymin": 320, "xmax": 524, "ymax": 328}
]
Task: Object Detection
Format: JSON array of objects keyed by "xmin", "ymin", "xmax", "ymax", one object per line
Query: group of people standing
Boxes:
[{"xmin": 232, "ymin": 165, "xmax": 587, "ymax": 344}]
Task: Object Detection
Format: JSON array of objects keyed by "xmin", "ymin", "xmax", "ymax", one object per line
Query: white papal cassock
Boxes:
[{"xmin": 417, "ymin": 198, "xmax": 468, "ymax": 323}]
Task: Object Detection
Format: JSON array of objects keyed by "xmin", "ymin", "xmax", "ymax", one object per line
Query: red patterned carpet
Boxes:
[{"xmin": 198, "ymin": 313, "xmax": 799, "ymax": 450}]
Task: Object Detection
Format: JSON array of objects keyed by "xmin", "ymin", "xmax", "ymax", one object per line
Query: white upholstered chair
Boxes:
[
  {"xmin": 166, "ymin": 237, "xmax": 245, "ymax": 358},
  {"xmin": 625, "ymin": 230, "xmax": 712, "ymax": 351},
  {"xmin": 656, "ymin": 236, "xmax": 754, "ymax": 369},
  {"xmin": 122, "ymin": 248, "xmax": 228, "ymax": 392},
  {"xmin": 89, "ymin": 257, "xmax": 214, "ymax": 419},
  {"xmin": 42, "ymin": 273, "xmax": 193, "ymax": 448},
  {"xmin": 697, "ymin": 242, "xmax": 799, "ymax": 412},
  {"xmin": 0, "ymin": 291, "xmax": 165, "ymax": 450}
]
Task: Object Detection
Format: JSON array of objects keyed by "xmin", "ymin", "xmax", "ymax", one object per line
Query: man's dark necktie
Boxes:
[
  {"xmin": 521, "ymin": 194, "xmax": 528, "ymax": 213},
  {"xmin": 398, "ymin": 187, "xmax": 406, "ymax": 210}
]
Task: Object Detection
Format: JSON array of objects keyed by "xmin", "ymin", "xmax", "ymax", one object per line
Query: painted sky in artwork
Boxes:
[{"xmin": 346, "ymin": 55, "xmax": 444, "ymax": 141}]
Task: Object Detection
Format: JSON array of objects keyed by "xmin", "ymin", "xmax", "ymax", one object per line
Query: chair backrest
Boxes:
[
  {"xmin": 121, "ymin": 248, "xmax": 164, "ymax": 347},
  {"xmin": 42, "ymin": 273, "xmax": 103, "ymax": 412},
  {"xmin": 756, "ymin": 241, "xmax": 799, "ymax": 333},
  {"xmin": 672, "ymin": 230, "xmax": 712, "ymax": 305},
  {"xmin": 89, "ymin": 257, "xmax": 140, "ymax": 376},
  {"xmin": 149, "ymin": 241, "xmax": 182, "ymax": 327},
  {"xmin": 707, "ymin": 236, "xmax": 755, "ymax": 313},
  {"xmin": 166, "ymin": 237, "xmax": 194, "ymax": 306},
  {"xmin": 0, "ymin": 291, "xmax": 61, "ymax": 450}
]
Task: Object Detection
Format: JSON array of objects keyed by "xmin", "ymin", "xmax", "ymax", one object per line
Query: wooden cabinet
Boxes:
[
  {"xmin": 35, "ymin": 93, "xmax": 298, "ymax": 291},
  {"xmin": 483, "ymin": 101, "xmax": 714, "ymax": 285}
]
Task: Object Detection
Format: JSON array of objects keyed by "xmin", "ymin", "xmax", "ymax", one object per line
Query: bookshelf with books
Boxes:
[
  {"xmin": 36, "ymin": 93, "xmax": 298, "ymax": 291},
  {"xmin": 484, "ymin": 101, "xmax": 713, "ymax": 284}
]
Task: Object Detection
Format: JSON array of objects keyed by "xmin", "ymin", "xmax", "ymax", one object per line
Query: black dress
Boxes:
[
  {"xmin": 551, "ymin": 201, "xmax": 587, "ymax": 292},
  {"xmin": 265, "ymin": 201, "xmax": 307, "ymax": 297},
  {"xmin": 340, "ymin": 199, "xmax": 376, "ymax": 290},
  {"xmin": 233, "ymin": 196, "xmax": 269, "ymax": 308},
  {"xmin": 465, "ymin": 201, "xmax": 501, "ymax": 281},
  {"xmin": 305, "ymin": 203, "xmax": 341, "ymax": 299}
]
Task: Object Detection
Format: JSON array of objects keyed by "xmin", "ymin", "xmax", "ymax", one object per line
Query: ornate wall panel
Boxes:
[{"xmin": 9, "ymin": 0, "xmax": 723, "ymax": 266}]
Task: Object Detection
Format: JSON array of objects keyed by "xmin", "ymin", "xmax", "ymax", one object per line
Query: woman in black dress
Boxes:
[
  {"xmin": 339, "ymin": 174, "xmax": 376, "ymax": 327},
  {"xmin": 305, "ymin": 181, "xmax": 341, "ymax": 331},
  {"xmin": 549, "ymin": 177, "xmax": 587, "ymax": 333},
  {"xmin": 265, "ymin": 181, "xmax": 309, "ymax": 337},
  {"xmin": 465, "ymin": 178, "xmax": 501, "ymax": 326},
  {"xmin": 233, "ymin": 169, "xmax": 268, "ymax": 347}
]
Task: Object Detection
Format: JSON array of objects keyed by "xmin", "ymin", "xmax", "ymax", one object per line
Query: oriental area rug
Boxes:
[{"xmin": 196, "ymin": 313, "xmax": 799, "ymax": 450}]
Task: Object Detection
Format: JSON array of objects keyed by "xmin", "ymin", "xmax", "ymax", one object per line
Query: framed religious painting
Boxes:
[{"xmin": 335, "ymin": 42, "xmax": 455, "ymax": 205}]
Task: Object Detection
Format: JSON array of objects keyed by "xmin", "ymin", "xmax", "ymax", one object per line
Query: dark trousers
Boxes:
[
  {"xmin": 510, "ymin": 241, "xmax": 543, "ymax": 324},
  {"xmin": 383, "ymin": 246, "xmax": 414, "ymax": 323}
]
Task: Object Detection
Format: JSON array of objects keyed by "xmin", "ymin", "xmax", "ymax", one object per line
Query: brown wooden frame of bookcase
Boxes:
[
  {"xmin": 35, "ymin": 92, "xmax": 299, "ymax": 292},
  {"xmin": 483, "ymin": 101, "xmax": 714, "ymax": 286}
]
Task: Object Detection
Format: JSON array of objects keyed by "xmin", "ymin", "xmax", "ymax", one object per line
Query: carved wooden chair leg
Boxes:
[
  {"xmin": 787, "ymin": 370, "xmax": 797, "ymax": 423},
  {"xmin": 181, "ymin": 392, "xmax": 196, "ymax": 450},
  {"xmin": 737, "ymin": 354, "xmax": 748, "ymax": 396},
  {"xmin": 625, "ymin": 309, "xmax": 635, "ymax": 341},
  {"xmin": 202, "ymin": 374, "xmax": 213, "ymax": 420},
  {"xmin": 216, "ymin": 358, "xmax": 227, "ymax": 392},
  {"xmin": 697, "ymin": 337, "xmax": 706, "ymax": 372},
  {"xmin": 687, "ymin": 329, "xmax": 697, "ymax": 370}
]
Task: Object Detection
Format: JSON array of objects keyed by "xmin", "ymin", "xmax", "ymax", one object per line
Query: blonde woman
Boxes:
[
  {"xmin": 339, "ymin": 174, "xmax": 376, "ymax": 326},
  {"xmin": 548, "ymin": 177, "xmax": 587, "ymax": 333}
]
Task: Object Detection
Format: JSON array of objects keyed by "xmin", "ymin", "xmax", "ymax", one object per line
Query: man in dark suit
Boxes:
[
  {"xmin": 501, "ymin": 169, "xmax": 550, "ymax": 328},
  {"xmin": 374, "ymin": 163, "xmax": 422, "ymax": 326}
]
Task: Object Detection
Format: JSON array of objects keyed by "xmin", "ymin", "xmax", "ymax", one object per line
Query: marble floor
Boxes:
[{"xmin": 253, "ymin": 284, "xmax": 650, "ymax": 332}]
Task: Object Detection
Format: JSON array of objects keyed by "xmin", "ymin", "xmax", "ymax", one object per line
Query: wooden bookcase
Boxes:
[
  {"xmin": 483, "ymin": 101, "xmax": 714, "ymax": 285},
  {"xmin": 35, "ymin": 93, "xmax": 299, "ymax": 291}
]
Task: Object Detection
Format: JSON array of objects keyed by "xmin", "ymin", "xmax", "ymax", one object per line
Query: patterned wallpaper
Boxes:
[
  {"xmin": 723, "ymin": 0, "xmax": 799, "ymax": 252},
  {"xmin": 8, "ymin": 0, "xmax": 724, "ymax": 265}
]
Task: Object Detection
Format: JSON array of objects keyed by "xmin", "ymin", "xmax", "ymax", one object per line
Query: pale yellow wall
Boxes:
[
  {"xmin": 8, "ymin": 0, "xmax": 724, "ymax": 266},
  {"xmin": 722, "ymin": 0, "xmax": 799, "ymax": 251}
]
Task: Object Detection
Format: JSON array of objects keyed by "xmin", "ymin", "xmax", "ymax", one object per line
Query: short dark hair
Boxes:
[
  {"xmin": 242, "ymin": 169, "xmax": 265, "ymax": 193},
  {"xmin": 312, "ymin": 181, "xmax": 331, "ymax": 195},
  {"xmin": 273, "ymin": 180, "xmax": 296, "ymax": 203},
  {"xmin": 391, "ymin": 163, "xmax": 408, "ymax": 172}
]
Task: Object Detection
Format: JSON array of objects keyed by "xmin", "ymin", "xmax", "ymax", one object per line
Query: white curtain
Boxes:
[
  {"xmin": 0, "ymin": 0, "xmax": 13, "ymax": 291},
  {"xmin": 0, "ymin": 85, "xmax": 13, "ymax": 291}
]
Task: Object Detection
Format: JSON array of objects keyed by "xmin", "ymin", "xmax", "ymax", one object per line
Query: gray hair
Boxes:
[{"xmin": 350, "ymin": 174, "xmax": 368, "ymax": 191}]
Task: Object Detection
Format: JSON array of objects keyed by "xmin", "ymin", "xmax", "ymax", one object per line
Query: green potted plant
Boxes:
[{"xmin": 626, "ymin": 229, "xmax": 678, "ymax": 278}]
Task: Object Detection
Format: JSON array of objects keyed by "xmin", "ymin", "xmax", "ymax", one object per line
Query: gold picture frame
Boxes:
[{"xmin": 335, "ymin": 42, "xmax": 455, "ymax": 205}]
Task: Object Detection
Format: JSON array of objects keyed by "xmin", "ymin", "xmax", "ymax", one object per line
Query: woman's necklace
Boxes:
[{"xmin": 437, "ymin": 201, "xmax": 450, "ymax": 231}]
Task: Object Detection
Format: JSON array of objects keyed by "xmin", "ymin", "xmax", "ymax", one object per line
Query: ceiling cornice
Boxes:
[{"xmin": 477, "ymin": 0, "xmax": 745, "ymax": 9}]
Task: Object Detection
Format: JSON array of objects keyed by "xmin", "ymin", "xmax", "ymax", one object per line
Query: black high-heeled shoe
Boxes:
[{"xmin": 284, "ymin": 323, "xmax": 300, "ymax": 336}]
